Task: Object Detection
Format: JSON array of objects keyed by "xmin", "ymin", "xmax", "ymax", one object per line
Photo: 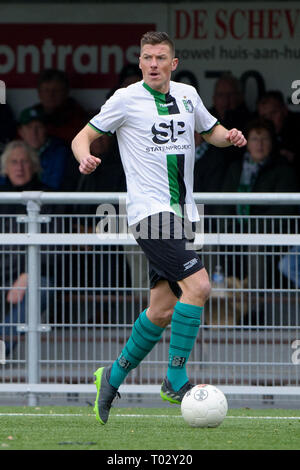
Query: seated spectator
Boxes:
[
  {"xmin": 219, "ymin": 118, "xmax": 300, "ymax": 227},
  {"xmin": 217, "ymin": 118, "xmax": 300, "ymax": 288},
  {"xmin": 17, "ymin": 107, "xmax": 74, "ymax": 190},
  {"xmin": 0, "ymin": 140, "xmax": 54, "ymax": 355},
  {"xmin": 194, "ymin": 73, "xmax": 250, "ymax": 202},
  {"xmin": 0, "ymin": 140, "xmax": 50, "ymax": 191},
  {"xmin": 106, "ymin": 63, "xmax": 143, "ymax": 99},
  {"xmin": 0, "ymin": 104, "xmax": 17, "ymax": 153},
  {"xmin": 278, "ymin": 246, "xmax": 300, "ymax": 288},
  {"xmin": 210, "ymin": 73, "xmax": 253, "ymax": 132},
  {"xmin": 257, "ymin": 90, "xmax": 300, "ymax": 170},
  {"xmin": 23, "ymin": 69, "xmax": 88, "ymax": 145}
]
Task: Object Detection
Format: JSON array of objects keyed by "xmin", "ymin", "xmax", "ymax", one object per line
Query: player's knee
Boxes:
[
  {"xmin": 147, "ymin": 305, "xmax": 174, "ymax": 328},
  {"xmin": 182, "ymin": 279, "xmax": 211, "ymax": 305},
  {"xmin": 199, "ymin": 279, "xmax": 211, "ymax": 303}
]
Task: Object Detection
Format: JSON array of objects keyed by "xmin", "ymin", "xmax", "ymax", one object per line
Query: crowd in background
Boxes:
[
  {"xmin": 1, "ymin": 66, "xmax": 300, "ymax": 202},
  {"xmin": 1, "ymin": 66, "xmax": 300, "ymax": 201},
  {"xmin": 0, "ymin": 66, "xmax": 300, "ymax": 350}
]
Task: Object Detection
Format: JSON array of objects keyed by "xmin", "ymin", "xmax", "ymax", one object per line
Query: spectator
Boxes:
[
  {"xmin": 0, "ymin": 104, "xmax": 17, "ymax": 153},
  {"xmin": 24, "ymin": 69, "xmax": 88, "ymax": 145},
  {"xmin": 257, "ymin": 90, "xmax": 300, "ymax": 170},
  {"xmin": 17, "ymin": 107, "xmax": 74, "ymax": 190},
  {"xmin": 278, "ymin": 246, "xmax": 300, "ymax": 288},
  {"xmin": 194, "ymin": 74, "xmax": 251, "ymax": 201},
  {"xmin": 106, "ymin": 63, "xmax": 143, "ymax": 99},
  {"xmin": 217, "ymin": 118, "xmax": 300, "ymax": 287},
  {"xmin": 219, "ymin": 118, "xmax": 300, "ymax": 227},
  {"xmin": 0, "ymin": 140, "xmax": 54, "ymax": 355},
  {"xmin": 210, "ymin": 73, "xmax": 252, "ymax": 131}
]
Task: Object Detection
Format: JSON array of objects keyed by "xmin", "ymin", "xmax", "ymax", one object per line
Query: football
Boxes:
[{"xmin": 181, "ymin": 384, "xmax": 228, "ymax": 428}]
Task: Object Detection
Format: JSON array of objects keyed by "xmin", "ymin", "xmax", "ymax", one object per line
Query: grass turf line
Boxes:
[{"xmin": 0, "ymin": 406, "xmax": 299, "ymax": 450}]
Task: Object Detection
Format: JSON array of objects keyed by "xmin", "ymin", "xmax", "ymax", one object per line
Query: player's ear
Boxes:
[{"xmin": 171, "ymin": 57, "xmax": 179, "ymax": 72}]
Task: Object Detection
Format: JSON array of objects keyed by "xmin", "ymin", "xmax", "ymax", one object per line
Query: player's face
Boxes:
[{"xmin": 139, "ymin": 43, "xmax": 178, "ymax": 94}]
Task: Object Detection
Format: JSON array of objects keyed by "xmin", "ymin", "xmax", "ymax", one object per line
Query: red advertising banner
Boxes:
[{"xmin": 0, "ymin": 23, "xmax": 155, "ymax": 88}]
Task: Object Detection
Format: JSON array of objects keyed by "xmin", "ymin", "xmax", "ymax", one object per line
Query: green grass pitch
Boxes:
[{"xmin": 0, "ymin": 406, "xmax": 299, "ymax": 450}]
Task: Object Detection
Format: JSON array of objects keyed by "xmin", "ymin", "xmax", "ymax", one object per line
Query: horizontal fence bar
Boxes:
[
  {"xmin": 0, "ymin": 233, "xmax": 299, "ymax": 246},
  {"xmin": 0, "ymin": 191, "xmax": 300, "ymax": 205},
  {"xmin": 0, "ymin": 384, "xmax": 299, "ymax": 396}
]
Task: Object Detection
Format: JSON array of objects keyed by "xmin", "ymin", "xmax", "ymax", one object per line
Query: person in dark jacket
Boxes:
[
  {"xmin": 0, "ymin": 140, "xmax": 54, "ymax": 355},
  {"xmin": 219, "ymin": 117, "xmax": 300, "ymax": 225},
  {"xmin": 17, "ymin": 107, "xmax": 76, "ymax": 190},
  {"xmin": 257, "ymin": 90, "xmax": 300, "ymax": 172},
  {"xmin": 216, "ymin": 118, "xmax": 300, "ymax": 294},
  {"xmin": 22, "ymin": 69, "xmax": 88, "ymax": 146},
  {"xmin": 0, "ymin": 104, "xmax": 17, "ymax": 153}
]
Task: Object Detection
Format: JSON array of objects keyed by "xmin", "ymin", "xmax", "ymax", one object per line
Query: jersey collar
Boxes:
[{"xmin": 142, "ymin": 81, "xmax": 169, "ymax": 98}]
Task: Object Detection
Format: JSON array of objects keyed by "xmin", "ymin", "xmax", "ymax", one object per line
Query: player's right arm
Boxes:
[{"xmin": 71, "ymin": 124, "xmax": 102, "ymax": 175}]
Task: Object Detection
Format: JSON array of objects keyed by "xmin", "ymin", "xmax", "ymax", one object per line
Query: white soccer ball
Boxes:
[{"xmin": 181, "ymin": 384, "xmax": 228, "ymax": 428}]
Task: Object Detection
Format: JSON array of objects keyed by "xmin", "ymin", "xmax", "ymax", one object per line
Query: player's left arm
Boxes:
[{"xmin": 203, "ymin": 123, "xmax": 247, "ymax": 148}]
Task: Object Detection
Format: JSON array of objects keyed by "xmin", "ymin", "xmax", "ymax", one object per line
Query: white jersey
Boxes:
[{"xmin": 89, "ymin": 80, "xmax": 218, "ymax": 226}]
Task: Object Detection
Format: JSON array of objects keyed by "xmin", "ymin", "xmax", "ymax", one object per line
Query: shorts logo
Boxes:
[
  {"xmin": 182, "ymin": 98, "xmax": 194, "ymax": 113},
  {"xmin": 183, "ymin": 258, "xmax": 198, "ymax": 271}
]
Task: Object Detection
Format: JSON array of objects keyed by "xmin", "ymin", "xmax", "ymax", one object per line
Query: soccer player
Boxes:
[{"xmin": 71, "ymin": 31, "xmax": 247, "ymax": 425}]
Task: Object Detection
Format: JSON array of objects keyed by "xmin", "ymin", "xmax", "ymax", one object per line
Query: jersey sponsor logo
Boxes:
[
  {"xmin": 151, "ymin": 119, "xmax": 186, "ymax": 144},
  {"xmin": 158, "ymin": 101, "xmax": 175, "ymax": 108}
]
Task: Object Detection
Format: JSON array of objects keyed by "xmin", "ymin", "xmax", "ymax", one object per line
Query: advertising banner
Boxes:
[
  {"xmin": 170, "ymin": 3, "xmax": 300, "ymax": 109},
  {"xmin": 0, "ymin": 3, "xmax": 299, "ymax": 114}
]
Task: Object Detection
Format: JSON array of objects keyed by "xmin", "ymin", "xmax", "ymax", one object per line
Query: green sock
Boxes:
[
  {"xmin": 167, "ymin": 301, "xmax": 203, "ymax": 391},
  {"xmin": 109, "ymin": 309, "xmax": 165, "ymax": 389}
]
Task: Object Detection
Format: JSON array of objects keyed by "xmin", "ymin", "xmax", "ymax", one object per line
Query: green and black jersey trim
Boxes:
[
  {"xmin": 166, "ymin": 154, "xmax": 186, "ymax": 218},
  {"xmin": 88, "ymin": 122, "xmax": 114, "ymax": 136},
  {"xmin": 143, "ymin": 82, "xmax": 180, "ymax": 116},
  {"xmin": 200, "ymin": 120, "xmax": 220, "ymax": 135}
]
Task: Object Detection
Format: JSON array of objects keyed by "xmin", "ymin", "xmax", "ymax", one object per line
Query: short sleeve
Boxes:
[
  {"xmin": 89, "ymin": 88, "xmax": 126, "ymax": 135},
  {"xmin": 194, "ymin": 93, "xmax": 218, "ymax": 135}
]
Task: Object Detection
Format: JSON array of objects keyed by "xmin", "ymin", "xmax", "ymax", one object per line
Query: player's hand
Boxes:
[
  {"xmin": 225, "ymin": 128, "xmax": 247, "ymax": 147},
  {"xmin": 79, "ymin": 155, "xmax": 101, "ymax": 174},
  {"xmin": 7, "ymin": 273, "xmax": 28, "ymax": 304}
]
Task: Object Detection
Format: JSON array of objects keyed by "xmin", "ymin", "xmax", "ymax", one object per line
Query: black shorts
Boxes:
[{"xmin": 130, "ymin": 212, "xmax": 204, "ymax": 298}]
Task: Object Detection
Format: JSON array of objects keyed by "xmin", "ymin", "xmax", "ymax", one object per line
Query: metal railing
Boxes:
[{"xmin": 0, "ymin": 192, "xmax": 300, "ymax": 405}]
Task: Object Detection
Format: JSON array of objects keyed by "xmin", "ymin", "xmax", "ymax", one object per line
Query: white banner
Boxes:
[{"xmin": 170, "ymin": 3, "xmax": 300, "ymax": 110}]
